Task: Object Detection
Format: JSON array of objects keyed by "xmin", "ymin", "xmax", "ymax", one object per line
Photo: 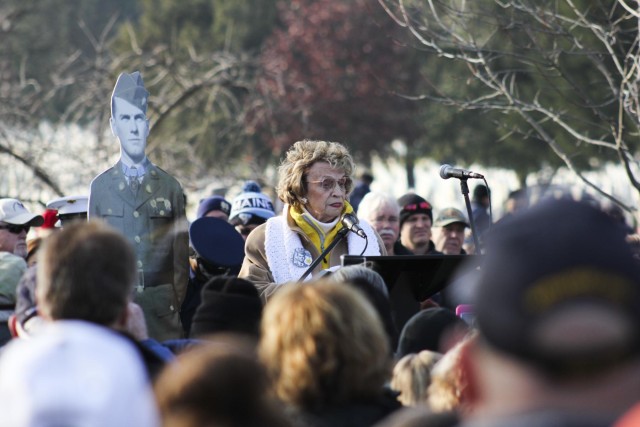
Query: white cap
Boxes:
[
  {"xmin": 0, "ymin": 199, "xmax": 44, "ymax": 226},
  {"xmin": 46, "ymin": 195, "xmax": 88, "ymax": 216},
  {"xmin": 0, "ymin": 320, "xmax": 160, "ymax": 427}
]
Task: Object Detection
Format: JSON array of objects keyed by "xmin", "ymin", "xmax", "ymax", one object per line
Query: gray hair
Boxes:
[{"xmin": 357, "ymin": 192, "xmax": 400, "ymax": 223}]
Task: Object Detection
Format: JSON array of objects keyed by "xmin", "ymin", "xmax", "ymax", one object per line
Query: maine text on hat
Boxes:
[{"xmin": 232, "ymin": 196, "xmax": 274, "ymax": 211}]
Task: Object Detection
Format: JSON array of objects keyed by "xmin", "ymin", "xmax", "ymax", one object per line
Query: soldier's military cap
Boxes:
[
  {"xmin": 111, "ymin": 71, "xmax": 149, "ymax": 114},
  {"xmin": 46, "ymin": 195, "xmax": 89, "ymax": 227},
  {"xmin": 46, "ymin": 195, "xmax": 88, "ymax": 217}
]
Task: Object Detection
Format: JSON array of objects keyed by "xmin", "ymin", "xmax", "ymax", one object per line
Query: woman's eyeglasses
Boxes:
[
  {"xmin": 306, "ymin": 176, "xmax": 353, "ymax": 192},
  {"xmin": 403, "ymin": 201, "xmax": 431, "ymax": 211},
  {"xmin": 0, "ymin": 224, "xmax": 30, "ymax": 234}
]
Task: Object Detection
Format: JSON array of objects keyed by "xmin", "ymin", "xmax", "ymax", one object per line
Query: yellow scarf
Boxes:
[{"xmin": 290, "ymin": 201, "xmax": 354, "ymax": 269}]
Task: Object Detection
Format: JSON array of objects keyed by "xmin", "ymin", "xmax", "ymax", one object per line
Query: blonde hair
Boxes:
[
  {"xmin": 427, "ymin": 333, "xmax": 474, "ymax": 412},
  {"xmin": 259, "ymin": 281, "xmax": 391, "ymax": 410},
  {"xmin": 391, "ymin": 350, "xmax": 442, "ymax": 406},
  {"xmin": 276, "ymin": 140, "xmax": 355, "ymax": 210}
]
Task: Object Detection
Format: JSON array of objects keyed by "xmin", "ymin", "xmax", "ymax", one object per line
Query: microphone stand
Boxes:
[
  {"xmin": 298, "ymin": 228, "xmax": 350, "ymax": 282},
  {"xmin": 459, "ymin": 178, "xmax": 482, "ymax": 254}
]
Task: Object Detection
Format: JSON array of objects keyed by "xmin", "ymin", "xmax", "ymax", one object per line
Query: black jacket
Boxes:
[{"xmin": 285, "ymin": 390, "xmax": 402, "ymax": 427}]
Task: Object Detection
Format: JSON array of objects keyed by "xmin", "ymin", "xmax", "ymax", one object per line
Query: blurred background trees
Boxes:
[
  {"xmin": 1, "ymin": 0, "xmax": 639, "ymax": 211},
  {"xmin": 378, "ymin": 0, "xmax": 640, "ymax": 208}
]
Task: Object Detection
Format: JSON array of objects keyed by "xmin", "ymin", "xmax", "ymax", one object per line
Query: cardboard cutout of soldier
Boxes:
[{"xmin": 88, "ymin": 71, "xmax": 188, "ymax": 341}]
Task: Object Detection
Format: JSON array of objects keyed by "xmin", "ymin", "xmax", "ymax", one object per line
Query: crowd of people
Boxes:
[{"xmin": 0, "ymin": 70, "xmax": 638, "ymax": 426}]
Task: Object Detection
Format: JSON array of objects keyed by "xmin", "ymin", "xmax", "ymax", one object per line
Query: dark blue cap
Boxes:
[
  {"xmin": 474, "ymin": 198, "xmax": 640, "ymax": 375},
  {"xmin": 189, "ymin": 217, "xmax": 245, "ymax": 269},
  {"xmin": 197, "ymin": 196, "xmax": 231, "ymax": 219}
]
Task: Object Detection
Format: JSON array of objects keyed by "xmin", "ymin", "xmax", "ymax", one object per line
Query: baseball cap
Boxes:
[
  {"xmin": 0, "ymin": 320, "xmax": 160, "ymax": 427},
  {"xmin": 397, "ymin": 193, "xmax": 433, "ymax": 228},
  {"xmin": 434, "ymin": 207, "xmax": 469, "ymax": 228},
  {"xmin": 0, "ymin": 199, "xmax": 44, "ymax": 226},
  {"xmin": 473, "ymin": 198, "xmax": 640, "ymax": 377},
  {"xmin": 229, "ymin": 181, "xmax": 275, "ymax": 226}
]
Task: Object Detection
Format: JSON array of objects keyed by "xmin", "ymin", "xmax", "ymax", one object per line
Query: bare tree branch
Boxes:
[{"xmin": 380, "ymin": 0, "xmax": 640, "ymax": 210}]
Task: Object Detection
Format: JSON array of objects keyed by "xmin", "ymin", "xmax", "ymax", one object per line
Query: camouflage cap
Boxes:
[
  {"xmin": 434, "ymin": 207, "xmax": 469, "ymax": 228},
  {"xmin": 111, "ymin": 71, "xmax": 149, "ymax": 114}
]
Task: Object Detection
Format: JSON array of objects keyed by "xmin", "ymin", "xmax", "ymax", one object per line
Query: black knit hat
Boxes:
[
  {"xmin": 196, "ymin": 196, "xmax": 231, "ymax": 219},
  {"xmin": 396, "ymin": 307, "xmax": 467, "ymax": 357},
  {"xmin": 397, "ymin": 193, "xmax": 433, "ymax": 228},
  {"xmin": 191, "ymin": 276, "xmax": 263, "ymax": 339},
  {"xmin": 474, "ymin": 198, "xmax": 640, "ymax": 376}
]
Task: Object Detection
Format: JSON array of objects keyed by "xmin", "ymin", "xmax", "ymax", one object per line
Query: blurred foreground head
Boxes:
[
  {"xmin": 36, "ymin": 221, "xmax": 136, "ymax": 326},
  {"xmin": 259, "ymin": 281, "xmax": 391, "ymax": 410},
  {"xmin": 473, "ymin": 197, "xmax": 640, "ymax": 378},
  {"xmin": 155, "ymin": 335, "xmax": 289, "ymax": 427}
]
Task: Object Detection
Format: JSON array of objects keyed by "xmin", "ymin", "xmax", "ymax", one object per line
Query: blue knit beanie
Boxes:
[
  {"xmin": 197, "ymin": 196, "xmax": 231, "ymax": 219},
  {"xmin": 229, "ymin": 181, "xmax": 275, "ymax": 226}
]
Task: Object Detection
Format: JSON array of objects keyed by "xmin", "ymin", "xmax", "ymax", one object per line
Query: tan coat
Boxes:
[{"xmin": 238, "ymin": 211, "xmax": 386, "ymax": 302}]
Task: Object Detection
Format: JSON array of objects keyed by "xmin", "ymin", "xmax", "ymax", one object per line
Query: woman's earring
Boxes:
[{"xmin": 300, "ymin": 197, "xmax": 308, "ymax": 204}]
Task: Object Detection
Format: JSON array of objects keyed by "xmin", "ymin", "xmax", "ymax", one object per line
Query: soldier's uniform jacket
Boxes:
[{"xmin": 88, "ymin": 161, "xmax": 188, "ymax": 341}]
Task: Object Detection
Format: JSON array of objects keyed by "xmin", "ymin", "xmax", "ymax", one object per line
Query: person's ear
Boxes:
[
  {"xmin": 7, "ymin": 314, "xmax": 18, "ymax": 339},
  {"xmin": 116, "ymin": 303, "xmax": 129, "ymax": 330},
  {"xmin": 144, "ymin": 118, "xmax": 150, "ymax": 138},
  {"xmin": 460, "ymin": 336, "xmax": 481, "ymax": 406},
  {"xmin": 109, "ymin": 116, "xmax": 117, "ymax": 137}
]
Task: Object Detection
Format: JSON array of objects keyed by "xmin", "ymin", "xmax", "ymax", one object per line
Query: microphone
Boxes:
[
  {"xmin": 341, "ymin": 213, "xmax": 366, "ymax": 239},
  {"xmin": 439, "ymin": 164, "xmax": 484, "ymax": 180}
]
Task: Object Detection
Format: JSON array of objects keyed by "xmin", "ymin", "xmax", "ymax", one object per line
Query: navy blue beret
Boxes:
[{"xmin": 189, "ymin": 217, "xmax": 245, "ymax": 268}]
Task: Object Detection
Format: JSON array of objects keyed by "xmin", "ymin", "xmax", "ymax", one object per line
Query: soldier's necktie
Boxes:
[{"xmin": 129, "ymin": 166, "xmax": 140, "ymax": 194}]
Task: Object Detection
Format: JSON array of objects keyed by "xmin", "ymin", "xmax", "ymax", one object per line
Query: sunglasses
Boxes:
[
  {"xmin": 306, "ymin": 176, "xmax": 353, "ymax": 192},
  {"xmin": 0, "ymin": 224, "xmax": 30, "ymax": 234},
  {"xmin": 403, "ymin": 201, "xmax": 431, "ymax": 211}
]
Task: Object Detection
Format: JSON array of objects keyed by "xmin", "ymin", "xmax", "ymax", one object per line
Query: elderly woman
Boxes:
[
  {"xmin": 357, "ymin": 191, "xmax": 413, "ymax": 256},
  {"xmin": 238, "ymin": 140, "xmax": 384, "ymax": 300}
]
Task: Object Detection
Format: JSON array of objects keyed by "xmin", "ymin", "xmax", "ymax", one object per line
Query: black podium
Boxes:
[{"xmin": 341, "ymin": 254, "xmax": 480, "ymax": 331}]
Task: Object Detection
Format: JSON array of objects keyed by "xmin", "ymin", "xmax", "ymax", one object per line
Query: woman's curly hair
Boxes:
[{"xmin": 276, "ymin": 140, "xmax": 355, "ymax": 210}]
